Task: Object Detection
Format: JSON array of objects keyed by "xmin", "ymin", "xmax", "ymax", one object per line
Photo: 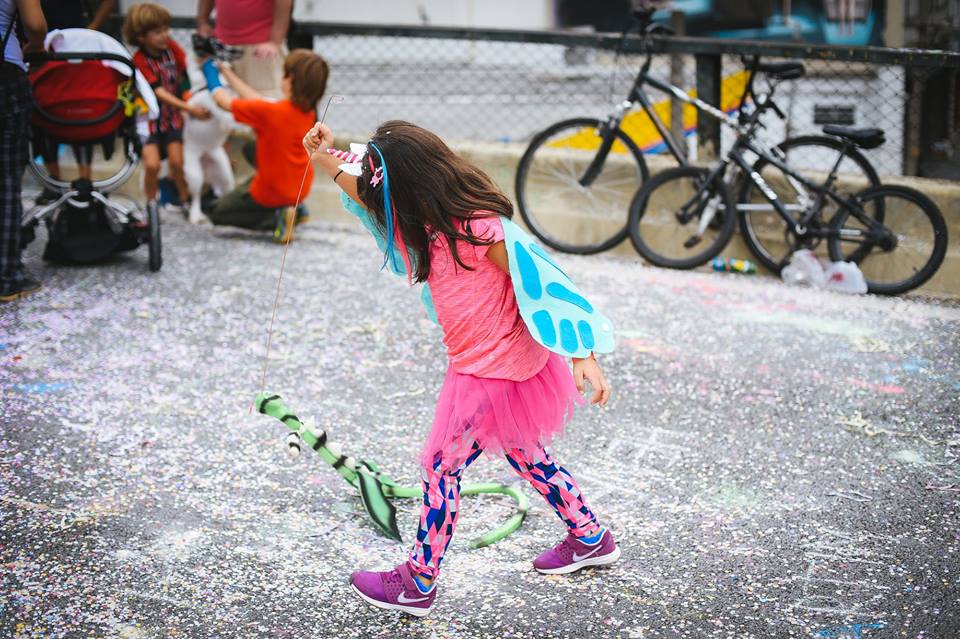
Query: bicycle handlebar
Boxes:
[{"xmin": 617, "ymin": 5, "xmax": 675, "ymax": 59}]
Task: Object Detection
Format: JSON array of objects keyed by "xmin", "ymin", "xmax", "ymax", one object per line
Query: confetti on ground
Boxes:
[{"xmin": 2, "ymin": 211, "xmax": 959, "ymax": 638}]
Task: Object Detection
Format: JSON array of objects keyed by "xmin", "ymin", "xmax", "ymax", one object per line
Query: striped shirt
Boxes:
[{"xmin": 132, "ymin": 40, "xmax": 187, "ymax": 134}]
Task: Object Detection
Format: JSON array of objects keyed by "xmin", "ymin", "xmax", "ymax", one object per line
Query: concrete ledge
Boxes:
[
  {"xmin": 97, "ymin": 130, "xmax": 957, "ymax": 298},
  {"xmin": 289, "ymin": 134, "xmax": 960, "ymax": 298}
]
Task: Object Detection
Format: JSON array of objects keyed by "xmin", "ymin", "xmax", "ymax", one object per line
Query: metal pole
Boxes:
[
  {"xmin": 669, "ymin": 10, "xmax": 688, "ymax": 161},
  {"xmin": 695, "ymin": 53, "xmax": 723, "ymax": 161}
]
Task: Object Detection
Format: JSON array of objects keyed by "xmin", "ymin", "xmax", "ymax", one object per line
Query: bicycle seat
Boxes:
[
  {"xmin": 822, "ymin": 125, "xmax": 886, "ymax": 149},
  {"xmin": 756, "ymin": 61, "xmax": 805, "ymax": 80}
]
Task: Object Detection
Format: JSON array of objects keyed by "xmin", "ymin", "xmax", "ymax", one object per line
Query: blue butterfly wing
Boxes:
[
  {"xmin": 502, "ymin": 217, "xmax": 614, "ymax": 357},
  {"xmin": 340, "ymin": 192, "xmax": 438, "ymax": 324}
]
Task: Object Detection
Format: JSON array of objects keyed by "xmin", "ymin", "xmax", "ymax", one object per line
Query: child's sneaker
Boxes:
[
  {"xmin": 533, "ymin": 529, "xmax": 621, "ymax": 574},
  {"xmin": 295, "ymin": 204, "xmax": 310, "ymax": 226},
  {"xmin": 273, "ymin": 206, "xmax": 296, "ymax": 244},
  {"xmin": 350, "ymin": 562, "xmax": 436, "ymax": 617}
]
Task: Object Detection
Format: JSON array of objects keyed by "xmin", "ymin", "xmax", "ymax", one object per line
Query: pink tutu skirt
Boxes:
[{"xmin": 421, "ymin": 352, "xmax": 585, "ymax": 467}]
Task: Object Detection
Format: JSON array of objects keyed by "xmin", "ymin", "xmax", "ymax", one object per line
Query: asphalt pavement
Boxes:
[{"xmin": 2, "ymin": 210, "xmax": 958, "ymax": 639}]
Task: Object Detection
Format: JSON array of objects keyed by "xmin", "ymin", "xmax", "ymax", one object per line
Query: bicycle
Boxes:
[
  {"xmin": 627, "ymin": 118, "xmax": 948, "ymax": 294},
  {"xmin": 514, "ymin": 8, "xmax": 880, "ymax": 255}
]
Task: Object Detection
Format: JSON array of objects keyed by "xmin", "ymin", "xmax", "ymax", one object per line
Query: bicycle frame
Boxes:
[
  {"xmin": 627, "ymin": 60, "xmax": 743, "ymax": 165},
  {"xmin": 618, "ymin": 48, "xmax": 884, "ymax": 248},
  {"xmin": 724, "ymin": 136, "xmax": 888, "ymax": 247},
  {"xmin": 580, "ymin": 54, "xmax": 751, "ymax": 187}
]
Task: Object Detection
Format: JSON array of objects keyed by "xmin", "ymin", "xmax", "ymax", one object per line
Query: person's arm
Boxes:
[
  {"xmin": 253, "ymin": 0, "xmax": 292, "ymax": 57},
  {"xmin": 87, "ymin": 0, "xmax": 115, "ymax": 30},
  {"xmin": 154, "ymin": 86, "xmax": 210, "ymax": 120},
  {"xmin": 218, "ymin": 62, "xmax": 261, "ymax": 101},
  {"xmin": 15, "ymin": 0, "xmax": 46, "ymax": 54},
  {"xmin": 196, "ymin": 0, "xmax": 215, "ymax": 37},
  {"xmin": 303, "ymin": 122, "xmax": 362, "ymax": 205},
  {"xmin": 201, "ymin": 59, "xmax": 259, "ymax": 111},
  {"xmin": 211, "ymin": 88, "xmax": 234, "ymax": 112},
  {"xmin": 268, "ymin": 0, "xmax": 291, "ymax": 47}
]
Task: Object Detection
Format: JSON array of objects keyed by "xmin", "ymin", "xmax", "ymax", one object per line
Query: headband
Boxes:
[{"xmin": 327, "ymin": 144, "xmax": 381, "ymax": 186}]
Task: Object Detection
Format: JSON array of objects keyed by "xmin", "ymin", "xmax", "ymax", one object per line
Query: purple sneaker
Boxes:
[
  {"xmin": 350, "ymin": 562, "xmax": 436, "ymax": 617},
  {"xmin": 533, "ymin": 529, "xmax": 621, "ymax": 575}
]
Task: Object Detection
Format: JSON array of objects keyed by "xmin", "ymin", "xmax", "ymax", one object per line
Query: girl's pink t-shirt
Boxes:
[{"xmin": 427, "ymin": 216, "xmax": 550, "ymax": 382}]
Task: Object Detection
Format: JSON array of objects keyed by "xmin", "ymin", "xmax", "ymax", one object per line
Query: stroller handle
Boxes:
[
  {"xmin": 26, "ymin": 50, "xmax": 136, "ymax": 72},
  {"xmin": 26, "ymin": 51, "xmax": 138, "ymax": 128}
]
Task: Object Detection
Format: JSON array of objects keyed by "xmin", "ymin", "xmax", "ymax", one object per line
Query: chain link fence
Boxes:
[{"xmin": 166, "ymin": 19, "xmax": 958, "ymax": 179}]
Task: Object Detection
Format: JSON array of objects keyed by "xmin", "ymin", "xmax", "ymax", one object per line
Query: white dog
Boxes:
[{"xmin": 181, "ymin": 59, "xmax": 235, "ymax": 224}]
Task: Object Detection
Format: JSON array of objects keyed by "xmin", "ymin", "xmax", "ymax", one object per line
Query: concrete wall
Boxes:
[
  {"xmin": 93, "ymin": 129, "xmax": 955, "ymax": 298},
  {"xmin": 284, "ymin": 134, "xmax": 960, "ymax": 299}
]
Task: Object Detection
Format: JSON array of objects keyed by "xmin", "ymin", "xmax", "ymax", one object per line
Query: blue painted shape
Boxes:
[
  {"xmin": 13, "ymin": 382, "xmax": 69, "ymax": 394},
  {"xmin": 577, "ymin": 320, "xmax": 595, "ymax": 350},
  {"xmin": 532, "ymin": 310, "xmax": 556, "ymax": 347},
  {"xmin": 513, "ymin": 241, "xmax": 542, "ymax": 300},
  {"xmin": 501, "ymin": 216, "xmax": 614, "ymax": 358},
  {"xmin": 546, "ymin": 282, "xmax": 593, "ymax": 314},
  {"xmin": 528, "ymin": 243, "xmax": 567, "ymax": 277},
  {"xmin": 814, "ymin": 622, "xmax": 886, "ymax": 639},
  {"xmin": 559, "ymin": 319, "xmax": 578, "ymax": 353}
]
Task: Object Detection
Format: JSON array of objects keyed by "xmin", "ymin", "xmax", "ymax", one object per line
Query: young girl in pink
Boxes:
[{"xmin": 303, "ymin": 120, "xmax": 618, "ymax": 617}]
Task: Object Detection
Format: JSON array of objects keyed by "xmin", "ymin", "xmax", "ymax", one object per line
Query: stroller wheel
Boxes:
[{"xmin": 148, "ymin": 201, "xmax": 162, "ymax": 272}]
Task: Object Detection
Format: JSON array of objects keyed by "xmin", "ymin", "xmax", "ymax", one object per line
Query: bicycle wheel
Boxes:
[
  {"xmin": 628, "ymin": 165, "xmax": 737, "ymax": 269},
  {"xmin": 738, "ymin": 135, "xmax": 881, "ymax": 273},
  {"xmin": 515, "ymin": 117, "xmax": 648, "ymax": 254},
  {"xmin": 828, "ymin": 185, "xmax": 947, "ymax": 295}
]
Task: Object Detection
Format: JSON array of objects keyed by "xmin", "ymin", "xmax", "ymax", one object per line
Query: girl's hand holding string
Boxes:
[
  {"xmin": 573, "ymin": 355, "xmax": 611, "ymax": 406},
  {"xmin": 303, "ymin": 122, "xmax": 334, "ymax": 161},
  {"xmin": 303, "ymin": 122, "xmax": 363, "ymax": 203}
]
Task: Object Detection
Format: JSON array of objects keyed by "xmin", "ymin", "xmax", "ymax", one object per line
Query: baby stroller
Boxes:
[{"xmin": 22, "ymin": 45, "xmax": 161, "ymax": 271}]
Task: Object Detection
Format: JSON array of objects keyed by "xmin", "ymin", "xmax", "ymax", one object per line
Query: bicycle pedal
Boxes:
[{"xmin": 683, "ymin": 236, "xmax": 702, "ymax": 249}]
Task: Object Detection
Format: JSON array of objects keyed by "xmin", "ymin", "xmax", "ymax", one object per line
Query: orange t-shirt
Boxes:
[{"xmin": 231, "ymin": 98, "xmax": 315, "ymax": 207}]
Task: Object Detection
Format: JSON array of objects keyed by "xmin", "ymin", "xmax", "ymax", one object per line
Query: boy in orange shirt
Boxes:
[{"xmin": 203, "ymin": 49, "xmax": 328, "ymax": 242}]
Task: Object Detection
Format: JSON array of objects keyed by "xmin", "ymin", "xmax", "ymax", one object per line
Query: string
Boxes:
[{"xmin": 254, "ymin": 95, "xmax": 344, "ymax": 410}]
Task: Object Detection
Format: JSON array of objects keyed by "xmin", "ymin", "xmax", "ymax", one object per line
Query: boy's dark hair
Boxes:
[
  {"xmin": 357, "ymin": 120, "xmax": 514, "ymax": 284},
  {"xmin": 122, "ymin": 2, "xmax": 171, "ymax": 45},
  {"xmin": 283, "ymin": 49, "xmax": 328, "ymax": 113}
]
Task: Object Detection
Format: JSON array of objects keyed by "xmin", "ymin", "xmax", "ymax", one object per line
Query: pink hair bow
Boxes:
[{"xmin": 327, "ymin": 143, "xmax": 382, "ymax": 186}]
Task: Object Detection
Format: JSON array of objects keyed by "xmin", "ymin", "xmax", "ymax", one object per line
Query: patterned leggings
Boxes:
[{"xmin": 407, "ymin": 439, "xmax": 600, "ymax": 580}]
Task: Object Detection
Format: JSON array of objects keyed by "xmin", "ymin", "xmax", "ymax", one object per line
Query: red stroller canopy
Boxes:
[{"xmin": 30, "ymin": 60, "xmax": 129, "ymax": 143}]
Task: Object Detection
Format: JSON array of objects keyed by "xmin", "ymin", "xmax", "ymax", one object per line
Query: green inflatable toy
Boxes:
[{"xmin": 256, "ymin": 393, "xmax": 528, "ymax": 548}]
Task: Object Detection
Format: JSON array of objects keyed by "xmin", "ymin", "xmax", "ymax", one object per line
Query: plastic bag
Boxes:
[
  {"xmin": 823, "ymin": 261, "xmax": 868, "ymax": 294},
  {"xmin": 781, "ymin": 249, "xmax": 826, "ymax": 288},
  {"xmin": 781, "ymin": 249, "xmax": 868, "ymax": 294}
]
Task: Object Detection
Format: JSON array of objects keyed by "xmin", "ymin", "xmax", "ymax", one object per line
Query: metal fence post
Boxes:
[
  {"xmin": 904, "ymin": 69, "xmax": 926, "ymax": 176},
  {"xmin": 669, "ymin": 11, "xmax": 688, "ymax": 161},
  {"xmin": 695, "ymin": 53, "xmax": 722, "ymax": 161}
]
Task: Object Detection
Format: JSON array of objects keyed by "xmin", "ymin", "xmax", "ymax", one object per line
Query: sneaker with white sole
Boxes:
[
  {"xmin": 273, "ymin": 206, "xmax": 296, "ymax": 244},
  {"xmin": 533, "ymin": 529, "xmax": 621, "ymax": 574},
  {"xmin": 350, "ymin": 562, "xmax": 436, "ymax": 617}
]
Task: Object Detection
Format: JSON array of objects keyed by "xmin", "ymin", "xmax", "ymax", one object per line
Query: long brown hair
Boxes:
[{"xmin": 356, "ymin": 121, "xmax": 513, "ymax": 283}]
